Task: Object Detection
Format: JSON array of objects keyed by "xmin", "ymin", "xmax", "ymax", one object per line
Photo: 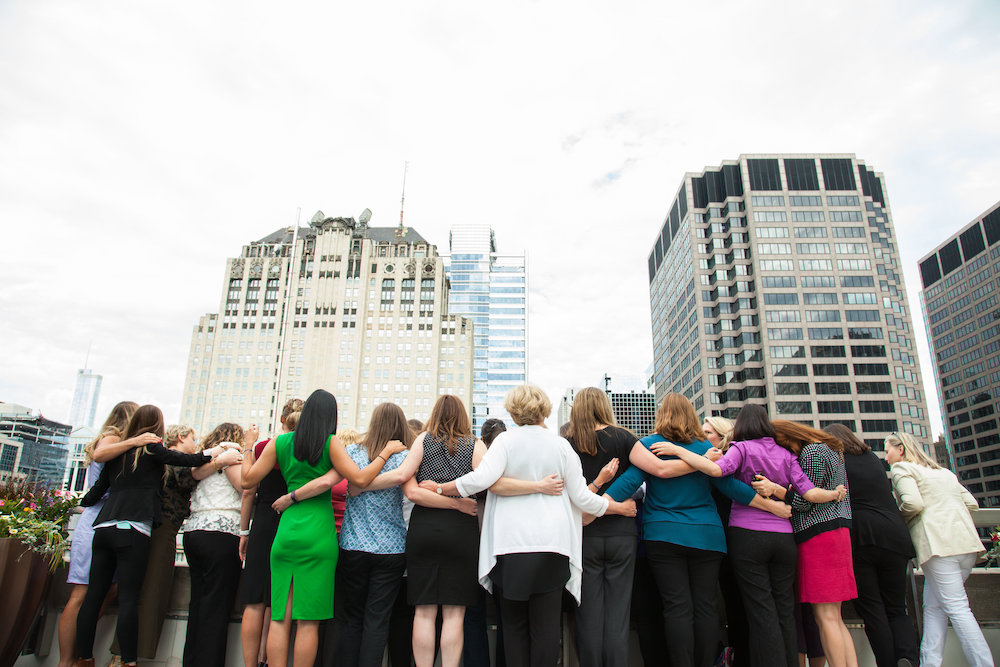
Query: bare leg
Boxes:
[
  {"xmin": 266, "ymin": 585, "xmax": 294, "ymax": 667},
  {"xmin": 259, "ymin": 606, "xmax": 271, "ymax": 664},
  {"xmin": 412, "ymin": 605, "xmax": 438, "ymax": 667},
  {"xmin": 58, "ymin": 585, "xmax": 88, "ymax": 667},
  {"xmin": 439, "ymin": 605, "xmax": 465, "ymax": 667},
  {"xmin": 293, "ymin": 620, "xmax": 320, "ymax": 666},
  {"xmin": 812, "ymin": 603, "xmax": 856, "ymax": 667},
  {"xmin": 242, "ymin": 603, "xmax": 266, "ymax": 667}
]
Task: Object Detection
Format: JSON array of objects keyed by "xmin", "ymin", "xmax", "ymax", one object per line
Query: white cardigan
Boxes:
[
  {"xmin": 890, "ymin": 461, "xmax": 984, "ymax": 565},
  {"xmin": 455, "ymin": 424, "xmax": 610, "ymax": 603}
]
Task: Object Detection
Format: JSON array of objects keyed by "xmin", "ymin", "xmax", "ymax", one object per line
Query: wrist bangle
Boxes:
[
  {"xmin": 291, "ymin": 490, "xmax": 298, "ymax": 504},
  {"xmin": 238, "ymin": 529, "xmax": 250, "ymax": 536},
  {"xmin": 376, "ymin": 454, "xmax": 386, "ymax": 463},
  {"xmin": 212, "ymin": 457, "xmax": 221, "ymax": 471}
]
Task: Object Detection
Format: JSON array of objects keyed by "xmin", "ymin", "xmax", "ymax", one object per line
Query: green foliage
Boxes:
[
  {"xmin": 987, "ymin": 525, "xmax": 1000, "ymax": 569},
  {"xmin": 0, "ymin": 478, "xmax": 79, "ymax": 572}
]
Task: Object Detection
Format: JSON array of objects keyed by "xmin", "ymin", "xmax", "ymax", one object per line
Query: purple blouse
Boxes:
[{"xmin": 717, "ymin": 437, "xmax": 815, "ymax": 533}]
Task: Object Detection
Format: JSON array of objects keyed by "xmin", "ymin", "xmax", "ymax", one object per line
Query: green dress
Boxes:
[{"xmin": 270, "ymin": 431, "xmax": 339, "ymax": 620}]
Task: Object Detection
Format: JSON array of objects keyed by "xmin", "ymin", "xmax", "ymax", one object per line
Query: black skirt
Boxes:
[
  {"xmin": 406, "ymin": 504, "xmax": 480, "ymax": 606},
  {"xmin": 240, "ymin": 468, "xmax": 286, "ymax": 605}
]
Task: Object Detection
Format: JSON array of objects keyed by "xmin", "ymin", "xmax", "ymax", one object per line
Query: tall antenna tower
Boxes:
[{"xmin": 399, "ymin": 161, "xmax": 409, "ymax": 227}]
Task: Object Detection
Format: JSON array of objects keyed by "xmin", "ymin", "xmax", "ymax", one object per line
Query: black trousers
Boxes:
[
  {"xmin": 76, "ymin": 526, "xmax": 151, "ymax": 663},
  {"xmin": 182, "ymin": 530, "xmax": 241, "ymax": 667},
  {"xmin": 631, "ymin": 552, "xmax": 667, "ymax": 667},
  {"xmin": 387, "ymin": 577, "xmax": 414, "ymax": 667},
  {"xmin": 494, "ymin": 585, "xmax": 563, "ymax": 667},
  {"xmin": 575, "ymin": 534, "xmax": 636, "ymax": 667},
  {"xmin": 718, "ymin": 549, "xmax": 750, "ymax": 667},
  {"xmin": 727, "ymin": 528, "xmax": 798, "ymax": 667},
  {"xmin": 852, "ymin": 544, "xmax": 919, "ymax": 667},
  {"xmin": 463, "ymin": 587, "xmax": 506, "ymax": 667},
  {"xmin": 338, "ymin": 549, "xmax": 407, "ymax": 667},
  {"xmin": 644, "ymin": 540, "xmax": 723, "ymax": 667}
]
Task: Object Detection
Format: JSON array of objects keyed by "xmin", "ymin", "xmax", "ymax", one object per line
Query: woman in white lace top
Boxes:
[{"xmin": 181, "ymin": 422, "xmax": 256, "ymax": 667}]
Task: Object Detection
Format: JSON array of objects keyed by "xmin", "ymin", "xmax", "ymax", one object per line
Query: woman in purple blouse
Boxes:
[{"xmin": 661, "ymin": 405, "xmax": 844, "ymax": 667}]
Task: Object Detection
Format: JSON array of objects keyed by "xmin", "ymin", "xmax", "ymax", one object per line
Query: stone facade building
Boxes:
[{"xmin": 180, "ymin": 212, "xmax": 474, "ymax": 435}]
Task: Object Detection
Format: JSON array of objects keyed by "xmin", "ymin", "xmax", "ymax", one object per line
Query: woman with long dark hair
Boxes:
[
  {"xmin": 750, "ymin": 421, "xmax": 857, "ymax": 667},
  {"xmin": 605, "ymin": 395, "xmax": 793, "ymax": 667},
  {"xmin": 823, "ymin": 423, "xmax": 918, "ymax": 667},
  {"xmin": 242, "ymin": 389, "xmax": 404, "ymax": 667},
  {"xmin": 661, "ymin": 404, "xmax": 844, "ymax": 667},
  {"xmin": 74, "ymin": 405, "xmax": 235, "ymax": 667}
]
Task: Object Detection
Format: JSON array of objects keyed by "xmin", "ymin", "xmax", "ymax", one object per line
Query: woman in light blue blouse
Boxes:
[{"xmin": 337, "ymin": 403, "xmax": 415, "ymax": 666}]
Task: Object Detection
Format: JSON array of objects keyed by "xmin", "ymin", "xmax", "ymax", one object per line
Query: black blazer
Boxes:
[
  {"xmin": 843, "ymin": 450, "xmax": 915, "ymax": 558},
  {"xmin": 81, "ymin": 443, "xmax": 211, "ymax": 529}
]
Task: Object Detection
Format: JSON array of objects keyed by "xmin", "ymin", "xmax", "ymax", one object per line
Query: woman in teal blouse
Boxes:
[{"xmin": 605, "ymin": 394, "xmax": 790, "ymax": 667}]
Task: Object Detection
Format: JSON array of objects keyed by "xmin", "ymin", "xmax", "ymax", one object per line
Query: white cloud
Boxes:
[{"xmin": 0, "ymin": 0, "xmax": 998, "ymax": 439}]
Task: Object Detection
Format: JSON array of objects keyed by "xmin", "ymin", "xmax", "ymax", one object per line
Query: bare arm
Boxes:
[
  {"xmin": 403, "ymin": 476, "xmax": 478, "ymax": 515},
  {"xmin": 661, "ymin": 443, "xmax": 724, "ymax": 477},
  {"xmin": 489, "ymin": 475, "xmax": 564, "ymax": 496},
  {"xmin": 272, "ymin": 467, "xmax": 344, "ymax": 514},
  {"xmin": 330, "ymin": 435, "xmax": 402, "ymax": 488},
  {"xmin": 243, "ymin": 439, "xmax": 277, "ymax": 489},
  {"xmin": 356, "ymin": 437, "xmax": 424, "ymax": 493},
  {"xmin": 92, "ymin": 432, "xmax": 160, "ymax": 463},
  {"xmin": 633, "ymin": 441, "xmax": 702, "ymax": 478}
]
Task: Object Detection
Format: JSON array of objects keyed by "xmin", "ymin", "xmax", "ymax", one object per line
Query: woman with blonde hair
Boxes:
[
  {"xmin": 58, "ymin": 401, "xmax": 142, "ymax": 667},
  {"xmin": 605, "ymin": 395, "xmax": 793, "ymax": 667},
  {"xmin": 240, "ymin": 399, "xmax": 302, "ymax": 667},
  {"xmin": 424, "ymin": 386, "xmax": 638, "ymax": 666},
  {"xmin": 75, "ymin": 405, "xmax": 237, "ymax": 667},
  {"xmin": 885, "ymin": 432, "xmax": 992, "ymax": 667},
  {"xmin": 750, "ymin": 421, "xmax": 857, "ymax": 667}
]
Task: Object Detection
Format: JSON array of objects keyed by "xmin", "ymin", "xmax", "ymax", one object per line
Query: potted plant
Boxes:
[{"xmin": 0, "ymin": 478, "xmax": 78, "ymax": 667}]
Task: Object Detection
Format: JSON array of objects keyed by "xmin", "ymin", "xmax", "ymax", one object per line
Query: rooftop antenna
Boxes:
[
  {"xmin": 399, "ymin": 161, "xmax": 409, "ymax": 227},
  {"xmin": 84, "ymin": 341, "xmax": 92, "ymax": 370}
]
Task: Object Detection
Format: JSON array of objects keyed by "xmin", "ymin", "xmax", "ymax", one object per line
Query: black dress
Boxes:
[
  {"xmin": 241, "ymin": 447, "xmax": 288, "ymax": 606},
  {"xmin": 406, "ymin": 433, "xmax": 480, "ymax": 606}
]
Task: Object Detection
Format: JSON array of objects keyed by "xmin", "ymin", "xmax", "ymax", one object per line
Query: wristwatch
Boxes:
[{"xmin": 436, "ymin": 484, "xmax": 443, "ymax": 495}]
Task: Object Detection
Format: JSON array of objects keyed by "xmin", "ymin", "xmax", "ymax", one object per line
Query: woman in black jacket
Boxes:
[
  {"xmin": 823, "ymin": 424, "xmax": 918, "ymax": 667},
  {"xmin": 74, "ymin": 405, "xmax": 238, "ymax": 667}
]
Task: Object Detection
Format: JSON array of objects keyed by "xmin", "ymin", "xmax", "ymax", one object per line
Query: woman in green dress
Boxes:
[{"xmin": 242, "ymin": 389, "xmax": 405, "ymax": 667}]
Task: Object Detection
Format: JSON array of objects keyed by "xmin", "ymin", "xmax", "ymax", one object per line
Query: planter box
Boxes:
[{"xmin": 0, "ymin": 539, "xmax": 54, "ymax": 667}]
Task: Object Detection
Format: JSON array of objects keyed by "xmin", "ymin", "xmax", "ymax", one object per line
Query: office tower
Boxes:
[
  {"xmin": 0, "ymin": 402, "xmax": 71, "ymax": 487},
  {"xmin": 68, "ymin": 368, "xmax": 102, "ymax": 428},
  {"xmin": 446, "ymin": 226, "xmax": 527, "ymax": 430},
  {"xmin": 179, "ymin": 212, "xmax": 474, "ymax": 436},
  {"xmin": 918, "ymin": 200, "xmax": 1000, "ymax": 507},
  {"xmin": 609, "ymin": 391, "xmax": 656, "ymax": 437},
  {"xmin": 63, "ymin": 425, "xmax": 99, "ymax": 492},
  {"xmin": 647, "ymin": 154, "xmax": 931, "ymax": 452},
  {"xmin": 557, "ymin": 387, "xmax": 582, "ymax": 430}
]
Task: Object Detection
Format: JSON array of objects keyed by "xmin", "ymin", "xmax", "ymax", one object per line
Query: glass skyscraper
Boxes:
[
  {"xmin": 446, "ymin": 226, "xmax": 527, "ymax": 430},
  {"xmin": 69, "ymin": 368, "xmax": 102, "ymax": 428}
]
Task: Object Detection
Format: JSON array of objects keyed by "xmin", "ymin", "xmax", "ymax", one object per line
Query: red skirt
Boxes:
[{"xmin": 796, "ymin": 527, "xmax": 857, "ymax": 603}]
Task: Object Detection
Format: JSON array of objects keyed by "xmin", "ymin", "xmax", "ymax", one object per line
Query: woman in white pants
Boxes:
[{"xmin": 885, "ymin": 432, "xmax": 992, "ymax": 667}]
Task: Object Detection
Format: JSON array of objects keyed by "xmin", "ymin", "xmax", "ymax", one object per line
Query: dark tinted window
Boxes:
[
  {"xmin": 983, "ymin": 208, "xmax": 1000, "ymax": 246},
  {"xmin": 669, "ymin": 204, "xmax": 680, "ymax": 235},
  {"xmin": 723, "ymin": 164, "xmax": 744, "ymax": 198},
  {"xmin": 858, "ymin": 166, "xmax": 885, "ymax": 205},
  {"xmin": 678, "ymin": 183, "xmax": 688, "ymax": 220},
  {"xmin": 748, "ymin": 159, "xmax": 783, "ymax": 191},
  {"xmin": 960, "ymin": 224, "xmax": 986, "ymax": 261},
  {"xmin": 783, "ymin": 158, "xmax": 819, "ymax": 191},
  {"xmin": 820, "ymin": 158, "xmax": 857, "ymax": 191},
  {"xmin": 692, "ymin": 176, "xmax": 708, "ymax": 208},
  {"xmin": 919, "ymin": 255, "xmax": 942, "ymax": 288},
  {"xmin": 939, "ymin": 239, "xmax": 963, "ymax": 275}
]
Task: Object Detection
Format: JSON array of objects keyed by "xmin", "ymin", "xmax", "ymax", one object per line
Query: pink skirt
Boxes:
[{"xmin": 796, "ymin": 527, "xmax": 857, "ymax": 603}]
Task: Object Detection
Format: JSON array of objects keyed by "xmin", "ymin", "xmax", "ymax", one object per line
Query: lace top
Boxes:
[
  {"xmin": 183, "ymin": 469, "xmax": 242, "ymax": 535},
  {"xmin": 160, "ymin": 465, "xmax": 199, "ymax": 527}
]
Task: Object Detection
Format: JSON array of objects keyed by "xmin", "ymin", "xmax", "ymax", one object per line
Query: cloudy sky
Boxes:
[{"xmin": 2, "ymin": 0, "xmax": 999, "ymax": 436}]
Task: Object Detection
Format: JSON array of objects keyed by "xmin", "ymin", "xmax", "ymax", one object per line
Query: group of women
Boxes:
[{"xmin": 59, "ymin": 384, "xmax": 992, "ymax": 667}]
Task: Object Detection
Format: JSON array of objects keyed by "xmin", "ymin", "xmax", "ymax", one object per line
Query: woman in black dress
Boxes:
[{"xmin": 239, "ymin": 398, "xmax": 301, "ymax": 667}]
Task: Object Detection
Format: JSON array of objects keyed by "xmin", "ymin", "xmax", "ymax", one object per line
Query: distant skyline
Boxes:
[{"xmin": 2, "ymin": 0, "xmax": 999, "ymax": 435}]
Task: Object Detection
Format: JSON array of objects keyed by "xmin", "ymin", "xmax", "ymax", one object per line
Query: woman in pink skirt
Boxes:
[{"xmin": 751, "ymin": 421, "xmax": 856, "ymax": 667}]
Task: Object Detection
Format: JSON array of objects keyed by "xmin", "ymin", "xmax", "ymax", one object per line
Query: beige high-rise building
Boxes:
[
  {"xmin": 647, "ymin": 154, "xmax": 932, "ymax": 454},
  {"xmin": 180, "ymin": 212, "xmax": 474, "ymax": 436}
]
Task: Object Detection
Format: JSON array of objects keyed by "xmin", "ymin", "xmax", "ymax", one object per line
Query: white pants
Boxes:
[{"xmin": 920, "ymin": 553, "xmax": 994, "ymax": 667}]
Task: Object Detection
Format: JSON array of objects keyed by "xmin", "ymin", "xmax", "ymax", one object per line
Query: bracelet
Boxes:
[
  {"xmin": 376, "ymin": 454, "xmax": 386, "ymax": 462},
  {"xmin": 291, "ymin": 490, "xmax": 298, "ymax": 504},
  {"xmin": 212, "ymin": 457, "xmax": 221, "ymax": 472},
  {"xmin": 238, "ymin": 529, "xmax": 250, "ymax": 536}
]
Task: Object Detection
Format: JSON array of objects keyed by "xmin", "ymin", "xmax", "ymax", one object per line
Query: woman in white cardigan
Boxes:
[
  {"xmin": 885, "ymin": 432, "xmax": 992, "ymax": 667},
  {"xmin": 424, "ymin": 385, "xmax": 637, "ymax": 666}
]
